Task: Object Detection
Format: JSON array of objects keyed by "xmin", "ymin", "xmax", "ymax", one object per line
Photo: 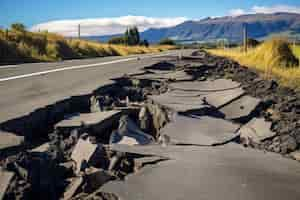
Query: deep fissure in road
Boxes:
[{"xmin": 1, "ymin": 50, "xmax": 300, "ymax": 200}]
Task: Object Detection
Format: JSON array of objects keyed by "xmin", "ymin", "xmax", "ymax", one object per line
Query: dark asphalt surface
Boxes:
[{"xmin": 0, "ymin": 50, "xmax": 191, "ymax": 123}]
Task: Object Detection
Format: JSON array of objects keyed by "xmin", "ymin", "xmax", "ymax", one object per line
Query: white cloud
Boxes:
[
  {"xmin": 252, "ymin": 5, "xmax": 300, "ymax": 14},
  {"xmin": 229, "ymin": 9, "xmax": 246, "ymax": 16},
  {"xmin": 229, "ymin": 5, "xmax": 300, "ymax": 16},
  {"xmin": 30, "ymin": 15, "xmax": 187, "ymax": 37}
]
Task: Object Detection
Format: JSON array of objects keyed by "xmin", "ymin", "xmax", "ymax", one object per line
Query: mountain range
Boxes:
[{"xmin": 87, "ymin": 13, "xmax": 300, "ymax": 43}]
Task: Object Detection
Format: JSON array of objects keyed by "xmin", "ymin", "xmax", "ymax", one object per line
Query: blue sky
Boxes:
[{"xmin": 1, "ymin": 0, "xmax": 300, "ymax": 36}]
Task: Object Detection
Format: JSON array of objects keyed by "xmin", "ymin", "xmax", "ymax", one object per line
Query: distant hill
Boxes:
[{"xmin": 88, "ymin": 13, "xmax": 300, "ymax": 43}]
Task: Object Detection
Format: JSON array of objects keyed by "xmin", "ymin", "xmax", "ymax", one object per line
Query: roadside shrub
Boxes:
[
  {"xmin": 254, "ymin": 37, "xmax": 298, "ymax": 67},
  {"xmin": 46, "ymin": 42, "xmax": 61, "ymax": 60}
]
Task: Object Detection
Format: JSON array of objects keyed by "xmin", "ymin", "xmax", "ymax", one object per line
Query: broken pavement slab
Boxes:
[
  {"xmin": 169, "ymin": 79, "xmax": 241, "ymax": 92},
  {"xmin": 220, "ymin": 95, "xmax": 261, "ymax": 120},
  {"xmin": 103, "ymin": 144, "xmax": 300, "ymax": 200},
  {"xmin": 133, "ymin": 70, "xmax": 193, "ymax": 81},
  {"xmin": 71, "ymin": 138, "xmax": 98, "ymax": 174},
  {"xmin": 166, "ymin": 87, "xmax": 245, "ymax": 109},
  {"xmin": 0, "ymin": 169, "xmax": 15, "ymax": 200},
  {"xmin": 55, "ymin": 110, "xmax": 121, "ymax": 133},
  {"xmin": 110, "ymin": 116, "xmax": 155, "ymax": 146},
  {"xmin": 0, "ymin": 131, "xmax": 24, "ymax": 150},
  {"xmin": 161, "ymin": 115, "xmax": 240, "ymax": 145},
  {"xmin": 203, "ymin": 87, "xmax": 245, "ymax": 108},
  {"xmin": 143, "ymin": 61, "xmax": 177, "ymax": 71},
  {"xmin": 239, "ymin": 118, "xmax": 276, "ymax": 144},
  {"xmin": 149, "ymin": 92, "xmax": 208, "ymax": 112},
  {"xmin": 56, "ymin": 110, "xmax": 121, "ymax": 127},
  {"xmin": 158, "ymin": 79, "xmax": 245, "ymax": 109}
]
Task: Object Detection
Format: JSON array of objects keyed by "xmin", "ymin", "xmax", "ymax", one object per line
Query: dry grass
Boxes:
[
  {"xmin": 208, "ymin": 38, "xmax": 300, "ymax": 90},
  {"xmin": 0, "ymin": 29, "xmax": 175, "ymax": 64},
  {"xmin": 67, "ymin": 39, "xmax": 173, "ymax": 56},
  {"xmin": 292, "ymin": 45, "xmax": 300, "ymax": 60}
]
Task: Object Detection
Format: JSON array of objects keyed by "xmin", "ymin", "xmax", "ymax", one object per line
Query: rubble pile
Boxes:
[
  {"xmin": 1, "ymin": 50, "xmax": 300, "ymax": 199},
  {"xmin": 0, "ymin": 70, "xmax": 172, "ymax": 199},
  {"xmin": 182, "ymin": 51, "xmax": 300, "ymax": 154}
]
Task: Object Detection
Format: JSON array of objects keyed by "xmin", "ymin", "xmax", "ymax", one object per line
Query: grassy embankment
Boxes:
[
  {"xmin": 0, "ymin": 29, "xmax": 175, "ymax": 65},
  {"xmin": 208, "ymin": 38, "xmax": 300, "ymax": 90}
]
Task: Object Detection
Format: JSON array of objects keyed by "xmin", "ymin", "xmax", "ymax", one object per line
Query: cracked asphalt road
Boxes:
[
  {"xmin": 0, "ymin": 50, "xmax": 190, "ymax": 123},
  {"xmin": 1, "ymin": 50, "xmax": 300, "ymax": 200}
]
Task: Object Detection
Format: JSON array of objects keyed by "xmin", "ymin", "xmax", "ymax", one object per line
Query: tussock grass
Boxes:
[
  {"xmin": 0, "ymin": 29, "xmax": 174, "ymax": 64},
  {"xmin": 292, "ymin": 45, "xmax": 300, "ymax": 59},
  {"xmin": 208, "ymin": 38, "xmax": 300, "ymax": 90}
]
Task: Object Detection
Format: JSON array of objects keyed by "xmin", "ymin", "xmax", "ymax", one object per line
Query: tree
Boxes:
[
  {"xmin": 128, "ymin": 28, "xmax": 134, "ymax": 45},
  {"xmin": 124, "ymin": 26, "xmax": 140, "ymax": 46},
  {"xmin": 159, "ymin": 38, "xmax": 176, "ymax": 45},
  {"xmin": 132, "ymin": 27, "xmax": 140, "ymax": 45},
  {"xmin": 11, "ymin": 23, "xmax": 26, "ymax": 32},
  {"xmin": 110, "ymin": 27, "xmax": 141, "ymax": 45}
]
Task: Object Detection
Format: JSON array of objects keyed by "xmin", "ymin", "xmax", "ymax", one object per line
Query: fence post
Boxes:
[
  {"xmin": 78, "ymin": 24, "xmax": 81, "ymax": 39},
  {"xmin": 243, "ymin": 24, "xmax": 248, "ymax": 53}
]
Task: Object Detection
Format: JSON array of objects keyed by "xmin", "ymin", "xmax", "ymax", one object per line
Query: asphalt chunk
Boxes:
[
  {"xmin": 161, "ymin": 114, "xmax": 240, "ymax": 145},
  {"xmin": 220, "ymin": 95, "xmax": 261, "ymax": 120}
]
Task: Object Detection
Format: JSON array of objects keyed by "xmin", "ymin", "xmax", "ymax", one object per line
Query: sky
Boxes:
[{"xmin": 1, "ymin": 0, "xmax": 300, "ymax": 36}]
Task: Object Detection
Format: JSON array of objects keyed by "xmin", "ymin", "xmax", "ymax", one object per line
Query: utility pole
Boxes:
[
  {"xmin": 243, "ymin": 24, "xmax": 248, "ymax": 53},
  {"xmin": 78, "ymin": 24, "xmax": 81, "ymax": 39},
  {"xmin": 298, "ymin": 37, "xmax": 300, "ymax": 68}
]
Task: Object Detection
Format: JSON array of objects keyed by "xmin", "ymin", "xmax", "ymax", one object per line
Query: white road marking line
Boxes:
[
  {"xmin": 0, "ymin": 52, "xmax": 175, "ymax": 82},
  {"xmin": 0, "ymin": 65, "xmax": 19, "ymax": 69},
  {"xmin": 0, "ymin": 58, "xmax": 135, "ymax": 82}
]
